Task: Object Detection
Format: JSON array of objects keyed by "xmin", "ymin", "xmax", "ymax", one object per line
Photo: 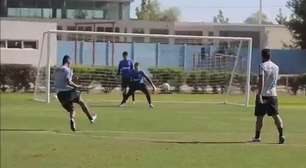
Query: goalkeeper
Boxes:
[{"xmin": 120, "ymin": 62, "xmax": 156, "ymax": 108}]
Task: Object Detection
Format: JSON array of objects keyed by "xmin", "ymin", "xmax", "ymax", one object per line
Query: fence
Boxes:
[{"xmin": 57, "ymin": 41, "xmax": 306, "ymax": 74}]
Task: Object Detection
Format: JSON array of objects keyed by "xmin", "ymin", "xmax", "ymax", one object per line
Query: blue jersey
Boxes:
[
  {"xmin": 130, "ymin": 70, "xmax": 146, "ymax": 85},
  {"xmin": 118, "ymin": 59, "xmax": 133, "ymax": 78}
]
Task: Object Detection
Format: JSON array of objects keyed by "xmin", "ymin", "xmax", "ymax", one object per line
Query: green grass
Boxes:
[{"xmin": 1, "ymin": 93, "xmax": 306, "ymax": 168}]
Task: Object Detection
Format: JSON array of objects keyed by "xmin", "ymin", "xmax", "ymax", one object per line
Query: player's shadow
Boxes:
[
  {"xmin": 151, "ymin": 140, "xmax": 250, "ymax": 144},
  {"xmin": 90, "ymin": 104, "xmax": 120, "ymax": 108},
  {"xmin": 0, "ymin": 128, "xmax": 48, "ymax": 132}
]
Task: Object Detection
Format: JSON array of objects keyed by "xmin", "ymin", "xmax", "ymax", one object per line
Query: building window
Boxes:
[
  {"xmin": 0, "ymin": 40, "xmax": 6, "ymax": 48},
  {"xmin": 57, "ymin": 26, "xmax": 63, "ymax": 30},
  {"xmin": 78, "ymin": 26, "xmax": 84, "ymax": 31},
  {"xmin": 133, "ymin": 28, "xmax": 144, "ymax": 34},
  {"xmin": 105, "ymin": 27, "xmax": 113, "ymax": 32},
  {"xmin": 150, "ymin": 29, "xmax": 169, "ymax": 34},
  {"xmin": 150, "ymin": 29, "xmax": 169, "ymax": 43},
  {"xmin": 85, "ymin": 26, "xmax": 92, "ymax": 31},
  {"xmin": 208, "ymin": 32, "xmax": 214, "ymax": 36},
  {"xmin": 23, "ymin": 41, "xmax": 38, "ymax": 49},
  {"xmin": 97, "ymin": 27, "xmax": 105, "ymax": 32},
  {"xmin": 7, "ymin": 40, "xmax": 22, "ymax": 49},
  {"xmin": 67, "ymin": 26, "xmax": 76, "ymax": 31},
  {"xmin": 132, "ymin": 28, "xmax": 145, "ymax": 43}
]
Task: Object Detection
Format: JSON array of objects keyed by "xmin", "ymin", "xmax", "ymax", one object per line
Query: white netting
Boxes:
[{"xmin": 34, "ymin": 30, "xmax": 252, "ymax": 106}]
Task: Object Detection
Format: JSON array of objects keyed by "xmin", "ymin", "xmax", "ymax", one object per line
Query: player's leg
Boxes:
[
  {"xmin": 272, "ymin": 115, "xmax": 285, "ymax": 144},
  {"xmin": 121, "ymin": 78, "xmax": 129, "ymax": 97},
  {"xmin": 57, "ymin": 91, "xmax": 77, "ymax": 131},
  {"xmin": 267, "ymin": 96, "xmax": 285, "ymax": 144},
  {"xmin": 253, "ymin": 116, "xmax": 264, "ymax": 141},
  {"xmin": 68, "ymin": 109, "xmax": 76, "ymax": 131},
  {"xmin": 76, "ymin": 97, "xmax": 97, "ymax": 123},
  {"xmin": 132, "ymin": 93, "xmax": 135, "ymax": 103},
  {"xmin": 253, "ymin": 96, "xmax": 265, "ymax": 142},
  {"xmin": 120, "ymin": 87, "xmax": 135, "ymax": 105},
  {"xmin": 69, "ymin": 90, "xmax": 96, "ymax": 123},
  {"xmin": 140, "ymin": 85, "xmax": 153, "ymax": 108}
]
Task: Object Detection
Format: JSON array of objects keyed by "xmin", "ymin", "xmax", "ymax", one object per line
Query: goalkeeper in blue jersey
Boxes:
[
  {"xmin": 120, "ymin": 62, "xmax": 156, "ymax": 108},
  {"xmin": 117, "ymin": 51, "xmax": 135, "ymax": 104}
]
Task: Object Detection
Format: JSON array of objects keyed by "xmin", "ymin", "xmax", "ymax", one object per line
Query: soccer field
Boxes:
[{"xmin": 1, "ymin": 93, "xmax": 306, "ymax": 168}]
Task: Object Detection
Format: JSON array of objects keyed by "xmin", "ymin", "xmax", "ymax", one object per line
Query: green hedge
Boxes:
[
  {"xmin": 0, "ymin": 64, "xmax": 36, "ymax": 92},
  {"xmin": 148, "ymin": 67, "xmax": 185, "ymax": 92},
  {"xmin": 51, "ymin": 65, "xmax": 119, "ymax": 93}
]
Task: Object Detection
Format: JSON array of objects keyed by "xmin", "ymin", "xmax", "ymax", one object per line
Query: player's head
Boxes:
[
  {"xmin": 122, "ymin": 51, "xmax": 128, "ymax": 60},
  {"xmin": 134, "ymin": 62, "xmax": 140, "ymax": 70},
  {"xmin": 261, "ymin": 49, "xmax": 271, "ymax": 62},
  {"xmin": 62, "ymin": 55, "xmax": 71, "ymax": 66}
]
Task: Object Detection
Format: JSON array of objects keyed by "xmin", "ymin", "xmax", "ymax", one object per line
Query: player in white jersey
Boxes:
[
  {"xmin": 252, "ymin": 49, "xmax": 285, "ymax": 144},
  {"xmin": 54, "ymin": 55, "xmax": 97, "ymax": 131}
]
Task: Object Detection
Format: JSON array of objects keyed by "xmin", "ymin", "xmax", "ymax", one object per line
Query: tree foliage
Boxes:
[
  {"xmin": 136, "ymin": 0, "xmax": 180, "ymax": 21},
  {"xmin": 213, "ymin": 10, "xmax": 229, "ymax": 23},
  {"xmin": 286, "ymin": 0, "xmax": 306, "ymax": 49},
  {"xmin": 275, "ymin": 8, "xmax": 288, "ymax": 25},
  {"xmin": 244, "ymin": 11, "xmax": 273, "ymax": 24}
]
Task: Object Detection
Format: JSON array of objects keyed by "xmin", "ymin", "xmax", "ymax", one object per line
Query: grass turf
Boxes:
[{"xmin": 1, "ymin": 93, "xmax": 306, "ymax": 168}]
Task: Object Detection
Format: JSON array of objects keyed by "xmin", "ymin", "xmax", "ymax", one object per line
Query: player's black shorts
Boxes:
[
  {"xmin": 121, "ymin": 77, "xmax": 131, "ymax": 88},
  {"xmin": 255, "ymin": 96, "xmax": 279, "ymax": 116},
  {"xmin": 57, "ymin": 89, "xmax": 81, "ymax": 112},
  {"xmin": 130, "ymin": 83, "xmax": 146, "ymax": 91}
]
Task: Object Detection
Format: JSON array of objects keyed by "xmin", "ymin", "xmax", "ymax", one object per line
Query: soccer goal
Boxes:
[{"xmin": 34, "ymin": 30, "xmax": 252, "ymax": 106}]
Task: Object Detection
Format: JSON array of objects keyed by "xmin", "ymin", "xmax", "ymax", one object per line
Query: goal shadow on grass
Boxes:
[{"xmin": 150, "ymin": 140, "xmax": 250, "ymax": 144}]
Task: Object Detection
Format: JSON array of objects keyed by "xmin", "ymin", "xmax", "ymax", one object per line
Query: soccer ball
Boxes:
[{"xmin": 161, "ymin": 83, "xmax": 171, "ymax": 92}]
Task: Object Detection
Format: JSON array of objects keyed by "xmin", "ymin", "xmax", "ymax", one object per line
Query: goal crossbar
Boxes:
[{"xmin": 47, "ymin": 30, "xmax": 252, "ymax": 41}]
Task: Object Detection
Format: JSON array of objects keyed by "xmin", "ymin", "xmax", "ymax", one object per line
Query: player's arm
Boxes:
[
  {"xmin": 257, "ymin": 75, "xmax": 263, "ymax": 96},
  {"xmin": 143, "ymin": 73, "xmax": 156, "ymax": 91},
  {"xmin": 257, "ymin": 65, "xmax": 264, "ymax": 103},
  {"xmin": 67, "ymin": 79, "xmax": 81, "ymax": 89},
  {"xmin": 65, "ymin": 69, "xmax": 81, "ymax": 89},
  {"xmin": 130, "ymin": 61, "xmax": 134, "ymax": 70},
  {"xmin": 117, "ymin": 62, "xmax": 121, "ymax": 76}
]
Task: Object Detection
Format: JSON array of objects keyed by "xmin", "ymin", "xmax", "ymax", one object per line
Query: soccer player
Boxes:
[
  {"xmin": 54, "ymin": 55, "xmax": 97, "ymax": 131},
  {"xmin": 120, "ymin": 62, "xmax": 156, "ymax": 108},
  {"xmin": 252, "ymin": 49, "xmax": 285, "ymax": 144},
  {"xmin": 117, "ymin": 51, "xmax": 135, "ymax": 104}
]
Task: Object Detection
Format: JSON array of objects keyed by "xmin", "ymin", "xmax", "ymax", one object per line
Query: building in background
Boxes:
[
  {"xmin": 1, "ymin": 0, "xmax": 303, "ymax": 75},
  {"xmin": 0, "ymin": 0, "xmax": 132, "ymax": 20}
]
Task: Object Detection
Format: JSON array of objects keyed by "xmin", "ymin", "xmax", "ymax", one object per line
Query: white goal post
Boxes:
[{"xmin": 34, "ymin": 30, "xmax": 253, "ymax": 106}]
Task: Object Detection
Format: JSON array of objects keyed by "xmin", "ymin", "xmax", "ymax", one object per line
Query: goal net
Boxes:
[{"xmin": 34, "ymin": 30, "xmax": 252, "ymax": 106}]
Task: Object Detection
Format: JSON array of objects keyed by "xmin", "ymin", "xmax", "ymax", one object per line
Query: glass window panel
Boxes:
[
  {"xmin": 0, "ymin": 41, "xmax": 6, "ymax": 48},
  {"xmin": 7, "ymin": 41, "xmax": 22, "ymax": 48},
  {"xmin": 23, "ymin": 41, "xmax": 38, "ymax": 49}
]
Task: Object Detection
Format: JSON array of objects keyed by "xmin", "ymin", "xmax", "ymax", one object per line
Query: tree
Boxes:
[
  {"xmin": 160, "ymin": 7, "xmax": 180, "ymax": 22},
  {"xmin": 213, "ymin": 10, "xmax": 229, "ymax": 23},
  {"xmin": 244, "ymin": 11, "xmax": 273, "ymax": 24},
  {"xmin": 275, "ymin": 8, "xmax": 288, "ymax": 25},
  {"xmin": 286, "ymin": 0, "xmax": 306, "ymax": 49},
  {"xmin": 135, "ymin": 0, "xmax": 180, "ymax": 21}
]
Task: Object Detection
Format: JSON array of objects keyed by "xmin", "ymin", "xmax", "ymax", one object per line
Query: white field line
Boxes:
[
  {"xmin": 88, "ymin": 99, "xmax": 228, "ymax": 104},
  {"xmin": 3, "ymin": 130, "xmax": 306, "ymax": 147}
]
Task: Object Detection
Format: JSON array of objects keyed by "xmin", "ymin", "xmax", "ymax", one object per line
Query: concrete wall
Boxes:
[
  {"xmin": 0, "ymin": 19, "xmax": 57, "ymax": 66},
  {"xmin": 264, "ymin": 26, "xmax": 294, "ymax": 49}
]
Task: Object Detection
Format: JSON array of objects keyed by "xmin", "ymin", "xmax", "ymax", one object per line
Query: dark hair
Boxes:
[
  {"xmin": 134, "ymin": 62, "xmax": 140, "ymax": 67},
  {"xmin": 62, "ymin": 55, "xmax": 71, "ymax": 65},
  {"xmin": 262, "ymin": 49, "xmax": 271, "ymax": 60},
  {"xmin": 122, "ymin": 51, "xmax": 128, "ymax": 56}
]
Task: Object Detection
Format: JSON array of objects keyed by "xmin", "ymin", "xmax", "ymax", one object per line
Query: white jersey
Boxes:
[
  {"xmin": 54, "ymin": 65, "xmax": 73, "ymax": 92},
  {"xmin": 259, "ymin": 60, "xmax": 279, "ymax": 97}
]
